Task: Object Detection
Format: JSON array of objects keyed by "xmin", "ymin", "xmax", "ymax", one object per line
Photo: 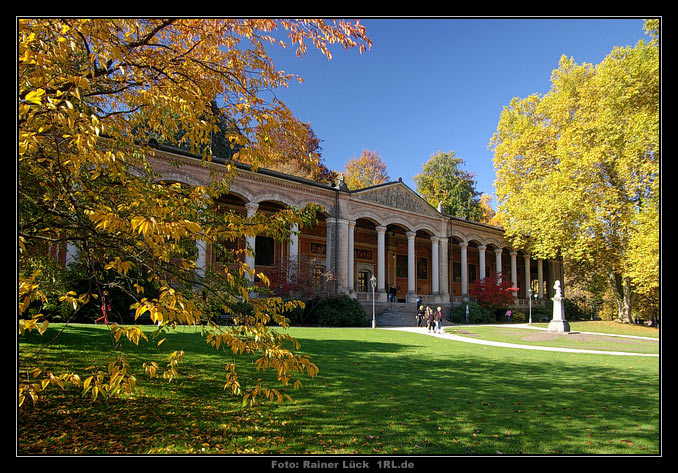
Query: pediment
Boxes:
[{"xmin": 351, "ymin": 181, "xmax": 441, "ymax": 218}]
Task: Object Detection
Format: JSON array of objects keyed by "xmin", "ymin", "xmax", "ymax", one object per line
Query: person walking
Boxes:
[
  {"xmin": 95, "ymin": 290, "xmax": 111, "ymax": 325},
  {"xmin": 416, "ymin": 305, "xmax": 425, "ymax": 327},
  {"xmin": 435, "ymin": 306, "xmax": 443, "ymax": 334},
  {"xmin": 426, "ymin": 306, "xmax": 434, "ymax": 333},
  {"xmin": 505, "ymin": 309, "xmax": 512, "ymax": 324}
]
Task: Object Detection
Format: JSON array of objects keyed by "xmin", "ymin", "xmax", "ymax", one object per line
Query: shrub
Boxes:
[
  {"xmin": 450, "ymin": 302, "xmax": 494, "ymax": 324},
  {"xmin": 564, "ymin": 298, "xmax": 591, "ymax": 320},
  {"xmin": 308, "ymin": 295, "xmax": 368, "ymax": 327},
  {"xmin": 530, "ymin": 306, "xmax": 551, "ymax": 322}
]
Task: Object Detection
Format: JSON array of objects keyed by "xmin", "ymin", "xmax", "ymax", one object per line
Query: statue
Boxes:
[
  {"xmin": 547, "ymin": 280, "xmax": 570, "ymax": 332},
  {"xmin": 553, "ymin": 280, "xmax": 562, "ymax": 298}
]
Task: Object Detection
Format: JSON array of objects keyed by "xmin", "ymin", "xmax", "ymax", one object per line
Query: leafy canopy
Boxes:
[
  {"xmin": 414, "ymin": 151, "xmax": 485, "ymax": 222},
  {"xmin": 489, "ymin": 20, "xmax": 659, "ymax": 321},
  {"xmin": 343, "ymin": 149, "xmax": 390, "ymax": 190},
  {"xmin": 18, "ymin": 18, "xmax": 371, "ymax": 406}
]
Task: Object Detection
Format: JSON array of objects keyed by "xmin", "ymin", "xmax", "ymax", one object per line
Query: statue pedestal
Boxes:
[
  {"xmin": 548, "ymin": 319, "xmax": 571, "ymax": 332},
  {"xmin": 548, "ymin": 281, "xmax": 570, "ymax": 333}
]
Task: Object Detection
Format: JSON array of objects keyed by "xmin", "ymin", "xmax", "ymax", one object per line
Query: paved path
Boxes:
[{"xmin": 382, "ymin": 324, "xmax": 659, "ymax": 357}]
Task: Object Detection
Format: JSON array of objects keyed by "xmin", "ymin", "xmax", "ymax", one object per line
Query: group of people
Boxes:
[{"xmin": 416, "ymin": 305, "xmax": 443, "ymax": 334}]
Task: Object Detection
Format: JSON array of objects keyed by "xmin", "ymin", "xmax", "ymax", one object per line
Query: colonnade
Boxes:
[{"xmin": 224, "ymin": 207, "xmax": 558, "ymax": 304}]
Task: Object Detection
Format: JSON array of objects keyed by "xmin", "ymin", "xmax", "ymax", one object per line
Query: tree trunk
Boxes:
[{"xmin": 609, "ymin": 272, "xmax": 635, "ymax": 323}]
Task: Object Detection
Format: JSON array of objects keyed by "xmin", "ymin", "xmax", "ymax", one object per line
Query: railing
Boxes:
[
  {"xmin": 513, "ymin": 298, "xmax": 546, "ymax": 308},
  {"xmin": 354, "ymin": 292, "xmax": 547, "ymax": 308}
]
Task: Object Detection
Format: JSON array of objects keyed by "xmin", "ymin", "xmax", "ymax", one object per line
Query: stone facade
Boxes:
[{"xmin": 148, "ymin": 145, "xmax": 563, "ymax": 308}]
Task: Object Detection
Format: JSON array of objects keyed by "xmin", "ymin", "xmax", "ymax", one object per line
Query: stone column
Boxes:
[
  {"xmin": 524, "ymin": 254, "xmax": 531, "ymax": 299},
  {"xmin": 431, "ymin": 236, "xmax": 440, "ymax": 294},
  {"xmin": 547, "ymin": 260, "xmax": 555, "ymax": 298},
  {"xmin": 478, "ymin": 245, "xmax": 486, "ymax": 280},
  {"xmin": 510, "ymin": 251, "xmax": 518, "ymax": 297},
  {"xmin": 406, "ymin": 231, "xmax": 416, "ymax": 296},
  {"xmin": 440, "ymin": 238, "xmax": 449, "ymax": 297},
  {"xmin": 196, "ymin": 240, "xmax": 207, "ymax": 278},
  {"xmin": 537, "ymin": 258, "xmax": 544, "ymax": 300},
  {"xmin": 245, "ymin": 202, "xmax": 259, "ymax": 281},
  {"xmin": 494, "ymin": 248, "xmax": 503, "ymax": 285},
  {"xmin": 376, "ymin": 226, "xmax": 386, "ymax": 293},
  {"xmin": 460, "ymin": 241, "xmax": 468, "ymax": 298},
  {"xmin": 325, "ymin": 218, "xmax": 335, "ymax": 274},
  {"xmin": 348, "ymin": 220, "xmax": 355, "ymax": 292},
  {"xmin": 288, "ymin": 223, "xmax": 299, "ymax": 279},
  {"xmin": 336, "ymin": 218, "xmax": 349, "ymax": 291}
]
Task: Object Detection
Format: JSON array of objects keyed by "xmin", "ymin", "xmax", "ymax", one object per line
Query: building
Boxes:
[{"xmin": 145, "ymin": 143, "xmax": 563, "ymax": 314}]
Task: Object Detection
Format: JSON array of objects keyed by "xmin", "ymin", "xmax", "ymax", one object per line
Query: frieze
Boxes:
[{"xmin": 352, "ymin": 183, "xmax": 440, "ymax": 219}]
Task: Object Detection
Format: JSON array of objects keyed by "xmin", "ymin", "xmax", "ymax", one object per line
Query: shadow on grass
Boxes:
[
  {"xmin": 18, "ymin": 326, "xmax": 660, "ymax": 455},
  {"xmin": 277, "ymin": 332, "xmax": 660, "ymax": 454}
]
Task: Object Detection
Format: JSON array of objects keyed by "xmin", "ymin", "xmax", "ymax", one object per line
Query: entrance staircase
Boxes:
[{"xmin": 364, "ymin": 302, "xmax": 419, "ymax": 327}]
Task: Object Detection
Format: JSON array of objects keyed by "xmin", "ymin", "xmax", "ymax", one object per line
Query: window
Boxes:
[
  {"xmin": 396, "ymin": 255, "xmax": 408, "ymax": 278},
  {"xmin": 453, "ymin": 262, "xmax": 461, "ymax": 282},
  {"xmin": 358, "ymin": 270, "xmax": 371, "ymax": 292},
  {"xmin": 417, "ymin": 257, "xmax": 428, "ymax": 280},
  {"xmin": 215, "ymin": 238, "xmax": 238, "ymax": 265},
  {"xmin": 469, "ymin": 264, "xmax": 477, "ymax": 283},
  {"xmin": 255, "ymin": 236, "xmax": 275, "ymax": 266}
]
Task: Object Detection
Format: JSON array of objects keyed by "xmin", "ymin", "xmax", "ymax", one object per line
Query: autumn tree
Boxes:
[
  {"xmin": 478, "ymin": 194, "xmax": 502, "ymax": 227},
  {"xmin": 469, "ymin": 271, "xmax": 519, "ymax": 313},
  {"xmin": 489, "ymin": 20, "xmax": 659, "ymax": 323},
  {"xmin": 18, "ymin": 18, "xmax": 371, "ymax": 406},
  {"xmin": 343, "ymin": 149, "xmax": 390, "ymax": 189},
  {"xmin": 250, "ymin": 121, "xmax": 338, "ymax": 184},
  {"xmin": 414, "ymin": 151, "xmax": 485, "ymax": 221}
]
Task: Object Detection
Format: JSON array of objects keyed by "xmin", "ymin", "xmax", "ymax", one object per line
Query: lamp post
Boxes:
[
  {"xmin": 370, "ymin": 275, "xmax": 377, "ymax": 329},
  {"xmin": 528, "ymin": 289, "xmax": 533, "ymax": 325}
]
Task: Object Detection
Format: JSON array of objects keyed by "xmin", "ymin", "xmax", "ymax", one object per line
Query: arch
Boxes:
[
  {"xmin": 224, "ymin": 181, "xmax": 257, "ymax": 203},
  {"xmin": 350, "ymin": 208, "xmax": 385, "ymax": 226},
  {"xmin": 411, "ymin": 222, "xmax": 439, "ymax": 236},
  {"xmin": 386, "ymin": 222, "xmax": 411, "ymax": 233},
  {"xmin": 155, "ymin": 171, "xmax": 205, "ymax": 188},
  {"xmin": 294, "ymin": 197, "xmax": 332, "ymax": 217},
  {"xmin": 483, "ymin": 236, "xmax": 505, "ymax": 249},
  {"xmin": 380, "ymin": 216, "xmax": 413, "ymax": 232},
  {"xmin": 250, "ymin": 191, "xmax": 296, "ymax": 208},
  {"xmin": 466, "ymin": 234, "xmax": 486, "ymax": 246},
  {"xmin": 355, "ymin": 216, "xmax": 380, "ymax": 228},
  {"xmin": 449, "ymin": 227, "xmax": 467, "ymax": 242}
]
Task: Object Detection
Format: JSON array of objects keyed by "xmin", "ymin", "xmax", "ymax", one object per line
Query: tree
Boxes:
[
  {"xmin": 251, "ymin": 121, "xmax": 338, "ymax": 184},
  {"xmin": 343, "ymin": 149, "xmax": 389, "ymax": 189},
  {"xmin": 469, "ymin": 271, "xmax": 519, "ymax": 313},
  {"xmin": 489, "ymin": 20, "xmax": 659, "ymax": 323},
  {"xmin": 413, "ymin": 151, "xmax": 485, "ymax": 221},
  {"xmin": 478, "ymin": 194, "xmax": 502, "ymax": 227},
  {"xmin": 18, "ymin": 18, "xmax": 371, "ymax": 406}
]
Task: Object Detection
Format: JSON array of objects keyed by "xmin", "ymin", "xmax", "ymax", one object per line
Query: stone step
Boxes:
[{"xmin": 365, "ymin": 303, "xmax": 423, "ymax": 327}]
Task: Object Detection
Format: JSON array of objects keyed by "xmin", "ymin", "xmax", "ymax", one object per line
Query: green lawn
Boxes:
[
  {"xmin": 18, "ymin": 324, "xmax": 660, "ymax": 455},
  {"xmin": 529, "ymin": 320, "xmax": 660, "ymax": 338},
  {"xmin": 444, "ymin": 325, "xmax": 659, "ymax": 354}
]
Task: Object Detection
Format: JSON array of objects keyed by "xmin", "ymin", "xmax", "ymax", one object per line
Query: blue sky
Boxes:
[{"xmin": 264, "ymin": 17, "xmax": 651, "ymax": 204}]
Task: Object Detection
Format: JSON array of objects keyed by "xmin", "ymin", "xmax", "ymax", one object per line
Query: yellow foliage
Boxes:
[
  {"xmin": 490, "ymin": 22, "xmax": 659, "ymax": 320},
  {"xmin": 18, "ymin": 18, "xmax": 359, "ymax": 406}
]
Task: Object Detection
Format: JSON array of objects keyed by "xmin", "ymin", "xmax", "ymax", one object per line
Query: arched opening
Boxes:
[
  {"xmin": 388, "ymin": 223, "xmax": 411, "ymax": 302},
  {"xmin": 414, "ymin": 229, "xmax": 434, "ymax": 297},
  {"xmin": 353, "ymin": 218, "xmax": 379, "ymax": 294}
]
